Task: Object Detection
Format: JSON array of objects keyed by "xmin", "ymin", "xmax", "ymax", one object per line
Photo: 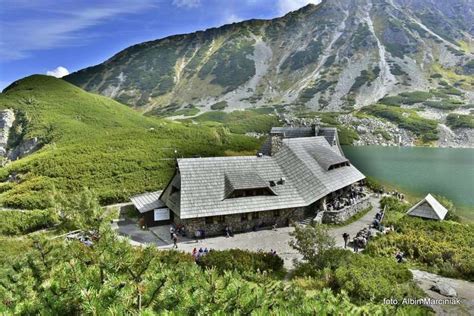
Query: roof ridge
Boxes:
[{"xmin": 178, "ymin": 155, "xmax": 270, "ymax": 163}]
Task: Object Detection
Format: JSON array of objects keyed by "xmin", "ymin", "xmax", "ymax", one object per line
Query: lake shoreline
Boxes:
[{"xmin": 343, "ymin": 146, "xmax": 474, "ymax": 222}]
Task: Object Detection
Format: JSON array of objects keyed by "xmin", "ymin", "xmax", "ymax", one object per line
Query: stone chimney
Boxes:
[
  {"xmin": 270, "ymin": 132, "xmax": 284, "ymax": 156},
  {"xmin": 312, "ymin": 123, "xmax": 319, "ymax": 136}
]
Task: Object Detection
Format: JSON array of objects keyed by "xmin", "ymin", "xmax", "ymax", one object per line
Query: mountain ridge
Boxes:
[{"xmin": 65, "ymin": 0, "xmax": 474, "ymax": 115}]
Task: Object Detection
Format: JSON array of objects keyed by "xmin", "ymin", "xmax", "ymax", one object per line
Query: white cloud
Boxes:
[
  {"xmin": 172, "ymin": 0, "xmax": 201, "ymax": 8},
  {"xmin": 46, "ymin": 66, "xmax": 70, "ymax": 78},
  {"xmin": 0, "ymin": 0, "xmax": 156, "ymax": 61},
  {"xmin": 277, "ymin": 0, "xmax": 321, "ymax": 15}
]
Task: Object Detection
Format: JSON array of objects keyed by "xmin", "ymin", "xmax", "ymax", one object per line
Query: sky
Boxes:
[{"xmin": 0, "ymin": 0, "xmax": 320, "ymax": 91}]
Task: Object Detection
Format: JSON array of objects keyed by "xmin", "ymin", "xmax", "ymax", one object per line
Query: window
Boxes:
[
  {"xmin": 205, "ymin": 217, "xmax": 214, "ymax": 224},
  {"xmin": 252, "ymin": 212, "xmax": 259, "ymax": 220},
  {"xmin": 241, "ymin": 213, "xmax": 249, "ymax": 222},
  {"xmin": 273, "ymin": 210, "xmax": 281, "ymax": 218},
  {"xmin": 228, "ymin": 188, "xmax": 276, "ymax": 199}
]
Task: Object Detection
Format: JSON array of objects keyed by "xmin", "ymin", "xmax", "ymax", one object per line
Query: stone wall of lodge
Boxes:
[{"xmin": 173, "ymin": 207, "xmax": 306, "ymax": 237}]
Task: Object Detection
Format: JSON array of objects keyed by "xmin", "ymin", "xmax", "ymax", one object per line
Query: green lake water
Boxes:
[{"xmin": 343, "ymin": 146, "xmax": 474, "ymax": 219}]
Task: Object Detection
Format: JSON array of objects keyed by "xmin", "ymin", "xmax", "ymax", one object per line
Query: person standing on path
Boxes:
[
  {"xmin": 170, "ymin": 226, "xmax": 175, "ymax": 240},
  {"xmin": 342, "ymin": 233, "xmax": 350, "ymax": 248},
  {"xmin": 353, "ymin": 238, "xmax": 359, "ymax": 253},
  {"xmin": 172, "ymin": 233, "xmax": 178, "ymax": 249}
]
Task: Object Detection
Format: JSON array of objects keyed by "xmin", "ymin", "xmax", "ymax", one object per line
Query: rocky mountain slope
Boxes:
[{"xmin": 65, "ymin": 0, "xmax": 474, "ymax": 115}]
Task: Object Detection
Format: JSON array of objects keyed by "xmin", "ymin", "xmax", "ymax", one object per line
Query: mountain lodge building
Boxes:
[{"xmin": 131, "ymin": 126, "xmax": 368, "ymax": 236}]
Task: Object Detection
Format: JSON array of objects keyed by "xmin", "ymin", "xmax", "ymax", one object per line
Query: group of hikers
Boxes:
[
  {"xmin": 341, "ymin": 208, "xmax": 386, "ymax": 252},
  {"xmin": 341, "ymin": 209, "xmax": 405, "ymax": 263},
  {"xmin": 327, "ymin": 187, "xmax": 365, "ymax": 211},
  {"xmin": 192, "ymin": 247, "xmax": 211, "ymax": 261},
  {"xmin": 372, "ymin": 209, "xmax": 385, "ymax": 230}
]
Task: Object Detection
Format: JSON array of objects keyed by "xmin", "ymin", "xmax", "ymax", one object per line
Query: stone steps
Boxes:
[{"xmin": 298, "ymin": 217, "xmax": 314, "ymax": 226}]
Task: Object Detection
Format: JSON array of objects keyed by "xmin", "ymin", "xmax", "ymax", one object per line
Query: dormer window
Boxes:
[
  {"xmin": 224, "ymin": 172, "xmax": 277, "ymax": 199},
  {"xmin": 307, "ymin": 145, "xmax": 350, "ymax": 171}
]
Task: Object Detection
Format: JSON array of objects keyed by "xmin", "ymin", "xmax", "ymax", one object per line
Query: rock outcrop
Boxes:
[
  {"xmin": 0, "ymin": 109, "xmax": 15, "ymax": 158},
  {"xmin": 7, "ymin": 137, "xmax": 41, "ymax": 161},
  {"xmin": 430, "ymin": 283, "xmax": 458, "ymax": 297}
]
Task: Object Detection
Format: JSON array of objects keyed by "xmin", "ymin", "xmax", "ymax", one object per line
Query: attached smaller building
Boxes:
[
  {"xmin": 406, "ymin": 194, "xmax": 448, "ymax": 221},
  {"xmin": 130, "ymin": 191, "xmax": 171, "ymax": 227}
]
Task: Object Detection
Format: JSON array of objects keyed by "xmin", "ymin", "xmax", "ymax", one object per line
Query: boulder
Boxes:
[
  {"xmin": 430, "ymin": 282, "xmax": 457, "ymax": 297},
  {"xmin": 356, "ymin": 125, "xmax": 368, "ymax": 134}
]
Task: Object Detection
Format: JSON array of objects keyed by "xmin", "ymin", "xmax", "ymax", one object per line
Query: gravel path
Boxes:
[{"xmin": 159, "ymin": 195, "xmax": 381, "ymax": 268}]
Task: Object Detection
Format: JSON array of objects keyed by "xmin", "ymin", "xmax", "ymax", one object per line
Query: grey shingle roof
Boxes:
[
  {"xmin": 130, "ymin": 191, "xmax": 165, "ymax": 213},
  {"xmin": 407, "ymin": 194, "xmax": 448, "ymax": 220},
  {"xmin": 274, "ymin": 137, "xmax": 365, "ymax": 205},
  {"xmin": 271, "ymin": 127, "xmax": 315, "ymax": 138},
  {"xmin": 172, "ymin": 156, "xmax": 306, "ymax": 219},
  {"xmin": 160, "ymin": 136, "xmax": 365, "ymax": 219}
]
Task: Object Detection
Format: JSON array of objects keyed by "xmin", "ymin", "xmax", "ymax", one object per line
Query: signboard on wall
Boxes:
[{"xmin": 154, "ymin": 208, "xmax": 170, "ymax": 221}]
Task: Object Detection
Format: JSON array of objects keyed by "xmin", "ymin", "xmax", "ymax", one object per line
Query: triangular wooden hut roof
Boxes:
[{"xmin": 406, "ymin": 194, "xmax": 448, "ymax": 220}]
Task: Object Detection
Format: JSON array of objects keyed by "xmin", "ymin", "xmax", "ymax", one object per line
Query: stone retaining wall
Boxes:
[
  {"xmin": 322, "ymin": 197, "xmax": 371, "ymax": 224},
  {"xmin": 175, "ymin": 207, "xmax": 306, "ymax": 237}
]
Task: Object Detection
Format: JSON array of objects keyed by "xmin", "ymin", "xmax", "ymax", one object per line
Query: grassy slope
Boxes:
[
  {"xmin": 360, "ymin": 104, "xmax": 439, "ymax": 142},
  {"xmin": 0, "ymin": 75, "xmax": 261, "ymax": 209},
  {"xmin": 184, "ymin": 108, "xmax": 281, "ymax": 134}
]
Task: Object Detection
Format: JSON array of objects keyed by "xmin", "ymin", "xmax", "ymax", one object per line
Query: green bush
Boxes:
[
  {"xmin": 337, "ymin": 126, "xmax": 359, "ymax": 145},
  {"xmin": 423, "ymin": 100, "xmax": 460, "ymax": 110},
  {"xmin": 433, "ymin": 195, "xmax": 460, "ymax": 221},
  {"xmin": 292, "ymin": 248, "xmax": 424, "ymax": 307},
  {"xmin": 0, "ymin": 209, "xmax": 57, "ymax": 235},
  {"xmin": 366, "ymin": 177, "xmax": 384, "ymax": 192},
  {"xmin": 446, "ymin": 113, "xmax": 474, "ymax": 129},
  {"xmin": 366, "ymin": 218, "xmax": 474, "ymax": 281},
  {"xmin": 399, "ymin": 91, "xmax": 432, "ymax": 104},
  {"xmin": 197, "ymin": 249, "xmax": 285, "ymax": 276},
  {"xmin": 361, "ymin": 105, "xmax": 438, "ymax": 141},
  {"xmin": 437, "ymin": 85, "xmax": 463, "ymax": 96},
  {"xmin": 374, "ymin": 128, "xmax": 392, "ymax": 140},
  {"xmin": 332, "ymin": 255, "xmax": 419, "ymax": 304},
  {"xmin": 379, "ymin": 95, "xmax": 404, "ymax": 106},
  {"xmin": 350, "ymin": 67, "xmax": 380, "ymax": 92},
  {"xmin": 367, "ymin": 197, "xmax": 474, "ymax": 281},
  {"xmin": 210, "ymin": 101, "xmax": 228, "ymax": 111},
  {"xmin": 173, "ymin": 105, "xmax": 200, "ymax": 117},
  {"xmin": 298, "ymin": 80, "xmax": 336, "ymax": 102}
]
